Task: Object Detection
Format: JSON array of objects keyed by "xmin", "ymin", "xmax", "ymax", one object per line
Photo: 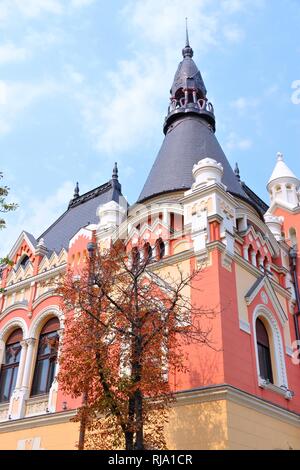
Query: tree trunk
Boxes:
[
  {"xmin": 78, "ymin": 390, "xmax": 88, "ymax": 450},
  {"xmin": 134, "ymin": 388, "xmax": 144, "ymax": 450}
]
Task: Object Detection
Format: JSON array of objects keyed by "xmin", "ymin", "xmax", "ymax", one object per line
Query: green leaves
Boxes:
[{"xmin": 0, "ymin": 172, "xmax": 18, "ymax": 230}]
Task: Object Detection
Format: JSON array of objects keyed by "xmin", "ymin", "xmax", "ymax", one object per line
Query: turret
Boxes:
[{"xmin": 267, "ymin": 152, "xmax": 300, "ymax": 210}]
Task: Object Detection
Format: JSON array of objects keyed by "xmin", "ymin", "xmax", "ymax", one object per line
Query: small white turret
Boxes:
[
  {"xmin": 97, "ymin": 200, "xmax": 126, "ymax": 231},
  {"xmin": 192, "ymin": 158, "xmax": 224, "ymax": 189},
  {"xmin": 264, "ymin": 214, "xmax": 284, "ymax": 241},
  {"xmin": 267, "ymin": 152, "xmax": 300, "ymax": 209}
]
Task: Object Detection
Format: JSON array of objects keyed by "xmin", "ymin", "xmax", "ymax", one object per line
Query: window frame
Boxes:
[
  {"xmin": 31, "ymin": 324, "xmax": 59, "ymax": 398},
  {"xmin": 0, "ymin": 337, "xmax": 22, "ymax": 403}
]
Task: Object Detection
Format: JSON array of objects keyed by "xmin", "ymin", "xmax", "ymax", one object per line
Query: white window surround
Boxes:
[
  {"xmin": 252, "ymin": 305, "xmax": 293, "ymax": 400},
  {"xmin": 0, "ymin": 306, "xmax": 64, "ymax": 420}
]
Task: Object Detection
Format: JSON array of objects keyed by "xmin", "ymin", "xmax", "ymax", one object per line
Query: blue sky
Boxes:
[{"xmin": 0, "ymin": 0, "xmax": 300, "ymax": 256}]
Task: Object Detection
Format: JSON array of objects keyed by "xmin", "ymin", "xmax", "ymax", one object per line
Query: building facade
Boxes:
[{"xmin": 1, "ymin": 36, "xmax": 300, "ymax": 450}]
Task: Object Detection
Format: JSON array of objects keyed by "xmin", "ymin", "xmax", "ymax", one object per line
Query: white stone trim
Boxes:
[
  {"xmin": 246, "ymin": 277, "xmax": 288, "ymax": 326},
  {"xmin": 28, "ymin": 305, "xmax": 64, "ymax": 339},
  {"xmin": 239, "ymin": 319, "xmax": 251, "ymax": 334},
  {"xmin": 0, "ymin": 317, "xmax": 28, "ymax": 343},
  {"xmin": 252, "ymin": 305, "xmax": 288, "ymax": 390}
]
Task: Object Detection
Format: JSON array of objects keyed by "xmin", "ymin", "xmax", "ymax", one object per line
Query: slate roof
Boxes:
[
  {"xmin": 171, "ymin": 56, "xmax": 207, "ymax": 98},
  {"xmin": 37, "ymin": 179, "xmax": 122, "ymax": 253},
  {"xmin": 138, "ymin": 115, "xmax": 254, "ymax": 205}
]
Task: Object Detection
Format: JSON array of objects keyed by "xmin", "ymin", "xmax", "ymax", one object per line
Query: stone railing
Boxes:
[
  {"xmin": 0, "ymin": 402, "xmax": 9, "ymax": 422},
  {"xmin": 25, "ymin": 395, "xmax": 49, "ymax": 417}
]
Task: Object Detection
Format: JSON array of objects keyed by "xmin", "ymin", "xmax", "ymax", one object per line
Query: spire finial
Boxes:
[
  {"xmin": 185, "ymin": 17, "xmax": 190, "ymax": 47},
  {"xmin": 73, "ymin": 182, "xmax": 80, "ymax": 199},
  {"xmin": 112, "ymin": 162, "xmax": 118, "ymax": 180},
  {"xmin": 234, "ymin": 162, "xmax": 241, "ymax": 182},
  {"xmin": 277, "ymin": 152, "xmax": 284, "ymax": 162},
  {"xmin": 182, "ymin": 18, "xmax": 193, "ymax": 58}
]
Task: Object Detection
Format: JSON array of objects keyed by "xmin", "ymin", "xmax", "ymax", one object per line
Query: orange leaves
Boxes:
[{"xmin": 56, "ymin": 240, "xmax": 215, "ymax": 449}]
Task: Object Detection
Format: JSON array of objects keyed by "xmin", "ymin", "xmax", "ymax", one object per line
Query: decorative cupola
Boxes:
[
  {"xmin": 138, "ymin": 26, "xmax": 259, "ymax": 215},
  {"xmin": 164, "ymin": 21, "xmax": 215, "ymax": 134},
  {"xmin": 267, "ymin": 152, "xmax": 300, "ymax": 209}
]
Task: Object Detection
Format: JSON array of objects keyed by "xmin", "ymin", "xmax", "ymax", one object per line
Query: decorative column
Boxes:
[
  {"xmin": 47, "ymin": 329, "xmax": 63, "ymax": 413},
  {"xmin": 9, "ymin": 338, "xmax": 36, "ymax": 420},
  {"xmin": 0, "ymin": 339, "xmax": 5, "ymax": 367},
  {"xmin": 21, "ymin": 338, "xmax": 36, "ymax": 391},
  {"xmin": 15, "ymin": 340, "xmax": 27, "ymax": 390},
  {"xmin": 184, "ymin": 89, "xmax": 188, "ymax": 105},
  {"xmin": 243, "ymin": 246, "xmax": 249, "ymax": 261},
  {"xmin": 251, "ymin": 251, "xmax": 257, "ymax": 267}
]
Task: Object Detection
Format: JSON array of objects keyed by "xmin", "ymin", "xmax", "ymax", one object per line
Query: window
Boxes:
[
  {"xmin": 19, "ymin": 255, "xmax": 30, "ymax": 269},
  {"xmin": 131, "ymin": 247, "xmax": 140, "ymax": 270},
  {"xmin": 31, "ymin": 318, "xmax": 60, "ymax": 396},
  {"xmin": 143, "ymin": 242, "xmax": 152, "ymax": 261},
  {"xmin": 0, "ymin": 329, "xmax": 22, "ymax": 403},
  {"xmin": 256, "ymin": 318, "xmax": 273, "ymax": 384},
  {"xmin": 156, "ymin": 238, "xmax": 165, "ymax": 260}
]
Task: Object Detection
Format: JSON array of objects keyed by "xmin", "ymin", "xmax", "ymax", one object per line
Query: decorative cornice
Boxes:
[
  {"xmin": 1, "ymin": 385, "xmax": 300, "ymax": 433},
  {"xmin": 2, "ymin": 264, "xmax": 66, "ymax": 296},
  {"xmin": 0, "ymin": 410, "xmax": 76, "ymax": 433},
  {"xmin": 234, "ymin": 253, "xmax": 291, "ymax": 301},
  {"xmin": 174, "ymin": 384, "xmax": 300, "ymax": 427},
  {"xmin": 148, "ymin": 248, "xmax": 195, "ymax": 271}
]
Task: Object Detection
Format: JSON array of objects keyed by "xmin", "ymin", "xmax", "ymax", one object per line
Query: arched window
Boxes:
[
  {"xmin": 131, "ymin": 247, "xmax": 140, "ymax": 269},
  {"xmin": 31, "ymin": 318, "xmax": 60, "ymax": 396},
  {"xmin": 0, "ymin": 329, "xmax": 22, "ymax": 403},
  {"xmin": 143, "ymin": 242, "xmax": 152, "ymax": 261},
  {"xmin": 256, "ymin": 318, "xmax": 273, "ymax": 384},
  {"xmin": 155, "ymin": 238, "xmax": 165, "ymax": 260}
]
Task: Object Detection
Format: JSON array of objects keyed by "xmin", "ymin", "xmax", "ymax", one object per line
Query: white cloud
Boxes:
[
  {"xmin": 14, "ymin": 0, "xmax": 63, "ymax": 17},
  {"xmin": 70, "ymin": 0, "xmax": 95, "ymax": 7},
  {"xmin": 223, "ymin": 25, "xmax": 244, "ymax": 42},
  {"xmin": 74, "ymin": 0, "xmax": 265, "ymax": 155},
  {"xmin": 225, "ymin": 132, "xmax": 253, "ymax": 151},
  {"xmin": 0, "ymin": 42, "xmax": 29, "ymax": 64},
  {"xmin": 0, "ymin": 180, "xmax": 74, "ymax": 257},
  {"xmin": 230, "ymin": 96, "xmax": 260, "ymax": 112},
  {"xmin": 0, "ymin": 80, "xmax": 62, "ymax": 135},
  {"xmin": 0, "ymin": 0, "xmax": 94, "ymax": 24},
  {"xmin": 76, "ymin": 55, "xmax": 167, "ymax": 154}
]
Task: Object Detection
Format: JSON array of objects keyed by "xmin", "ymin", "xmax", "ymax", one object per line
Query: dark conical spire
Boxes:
[
  {"xmin": 182, "ymin": 17, "xmax": 193, "ymax": 58},
  {"xmin": 73, "ymin": 182, "xmax": 80, "ymax": 199},
  {"xmin": 137, "ymin": 31, "xmax": 257, "ymax": 211},
  {"xmin": 164, "ymin": 23, "xmax": 215, "ymax": 134}
]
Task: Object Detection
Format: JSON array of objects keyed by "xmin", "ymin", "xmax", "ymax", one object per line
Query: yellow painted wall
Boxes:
[
  {"xmin": 165, "ymin": 399, "xmax": 228, "ymax": 450},
  {"xmin": 227, "ymin": 401, "xmax": 300, "ymax": 450},
  {"xmin": 1, "ymin": 397, "xmax": 300, "ymax": 450},
  {"xmin": 0, "ymin": 420, "xmax": 79, "ymax": 450}
]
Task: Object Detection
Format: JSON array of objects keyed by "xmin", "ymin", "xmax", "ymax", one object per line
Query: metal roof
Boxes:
[
  {"xmin": 38, "ymin": 179, "xmax": 122, "ymax": 253},
  {"xmin": 138, "ymin": 115, "xmax": 251, "ymax": 203}
]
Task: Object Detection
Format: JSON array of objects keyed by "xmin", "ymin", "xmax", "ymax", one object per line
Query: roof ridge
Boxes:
[
  {"xmin": 68, "ymin": 180, "xmax": 112, "ymax": 209},
  {"xmin": 38, "ymin": 179, "xmax": 114, "ymax": 243}
]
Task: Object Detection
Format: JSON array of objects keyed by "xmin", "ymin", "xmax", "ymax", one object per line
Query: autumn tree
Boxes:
[
  {"xmin": 0, "ymin": 172, "xmax": 18, "ymax": 278},
  {"xmin": 0, "ymin": 172, "xmax": 18, "ymax": 231},
  {"xmin": 57, "ymin": 240, "xmax": 216, "ymax": 450}
]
